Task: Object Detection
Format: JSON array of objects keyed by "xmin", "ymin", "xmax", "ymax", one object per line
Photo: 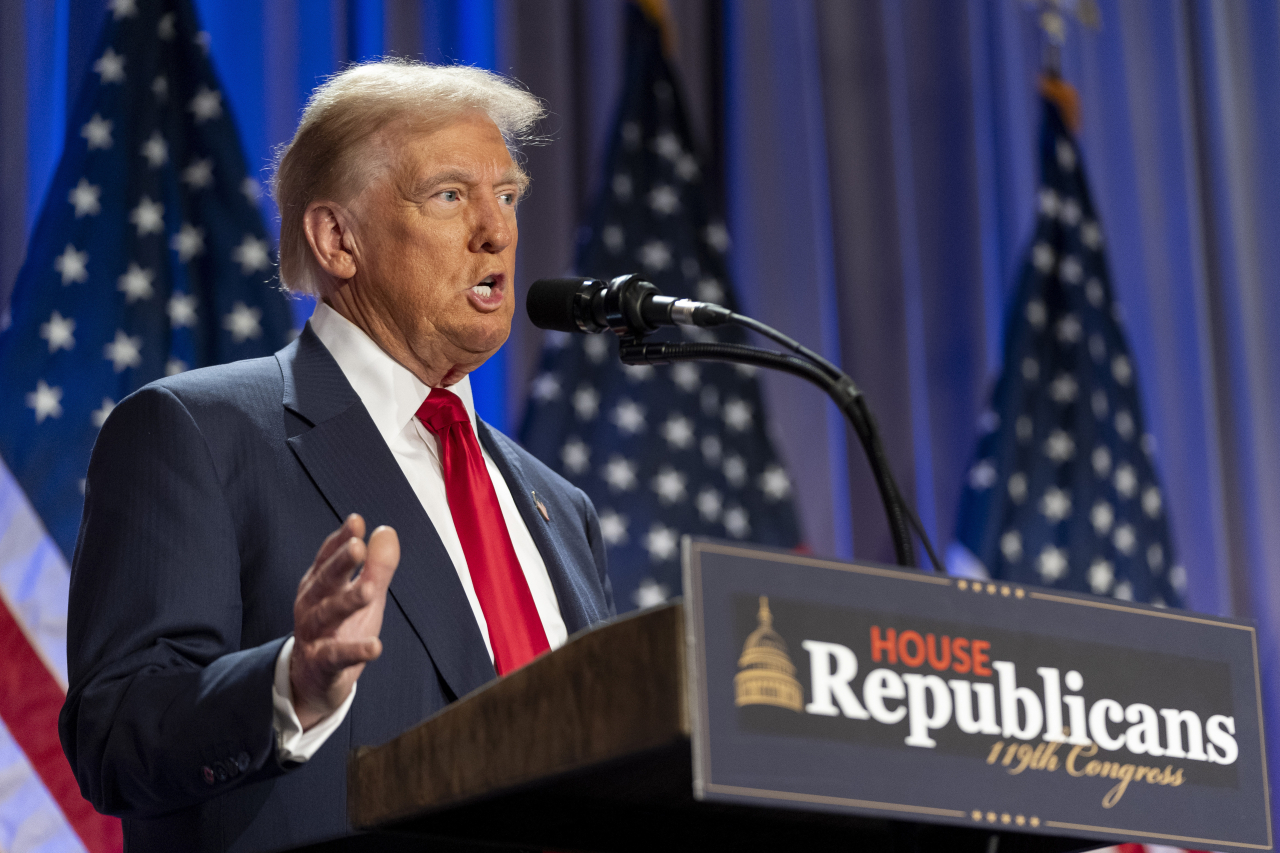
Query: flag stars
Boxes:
[
  {"xmin": 189, "ymin": 87, "xmax": 223, "ymax": 123},
  {"xmin": 91, "ymin": 398, "xmax": 116, "ymax": 428},
  {"xmin": 157, "ymin": 11, "xmax": 176, "ymax": 38},
  {"xmin": 1007, "ymin": 472, "xmax": 1028, "ymax": 504},
  {"xmin": 652, "ymin": 130, "xmax": 682, "ymax": 161},
  {"xmin": 232, "ymin": 235, "xmax": 271, "ymax": 274},
  {"xmin": 152, "ymin": 75, "xmax": 168, "ymax": 101},
  {"xmin": 582, "ymin": 334, "xmax": 609, "ymax": 363},
  {"xmin": 1021, "ymin": 357, "xmax": 1039, "ymax": 381},
  {"xmin": 118, "ymin": 263, "xmax": 155, "ymax": 302},
  {"xmin": 1090, "ymin": 500, "xmax": 1114, "ymax": 535},
  {"xmin": 1113, "ymin": 581, "xmax": 1134, "ymax": 601},
  {"xmin": 1086, "ymin": 278, "xmax": 1105, "ymax": 308},
  {"xmin": 1081, "ymin": 221, "xmax": 1103, "ymax": 250},
  {"xmin": 1058, "ymin": 255, "xmax": 1083, "ymax": 284},
  {"xmin": 242, "ymin": 177, "xmax": 262, "ymax": 203},
  {"xmin": 1000, "ymin": 530, "xmax": 1023, "ymax": 563},
  {"xmin": 1040, "ymin": 487, "xmax": 1072, "ymax": 522},
  {"xmin": 645, "ymin": 523, "xmax": 679, "ymax": 562},
  {"xmin": 1059, "ymin": 198, "xmax": 1082, "ymax": 227},
  {"xmin": 81, "ymin": 114, "xmax": 113, "ymax": 149},
  {"xmin": 94, "ymin": 47, "xmax": 126, "ymax": 84},
  {"xmin": 759, "ymin": 465, "xmax": 791, "ymax": 501},
  {"xmin": 660, "ymin": 414, "xmax": 694, "ymax": 449},
  {"xmin": 1088, "ymin": 559, "xmax": 1114, "ymax": 595},
  {"xmin": 611, "ymin": 399, "xmax": 647, "ymax": 434},
  {"xmin": 1092, "ymin": 445, "xmax": 1112, "ymax": 477},
  {"xmin": 1055, "ymin": 138, "xmax": 1076, "ymax": 171},
  {"xmin": 1044, "ymin": 429, "xmax": 1075, "ymax": 462},
  {"xmin": 109, "ymin": 0, "xmax": 138, "ymax": 17},
  {"xmin": 168, "ymin": 293, "xmax": 198, "ymax": 327},
  {"xmin": 1032, "ymin": 242, "xmax": 1055, "ymax": 274},
  {"xmin": 648, "ymin": 185, "xmax": 680, "ymax": 215},
  {"xmin": 165, "ymin": 358, "xmax": 188, "ymax": 376},
  {"xmin": 54, "ymin": 244, "xmax": 89, "ymax": 284},
  {"xmin": 1147, "ymin": 543, "xmax": 1164, "ymax": 572},
  {"xmin": 599, "ymin": 509, "xmax": 629, "ymax": 546},
  {"xmin": 183, "ymin": 157, "xmax": 214, "ymax": 189},
  {"xmin": 723, "ymin": 398, "xmax": 753, "ymax": 432},
  {"xmin": 560, "ymin": 437, "xmax": 590, "ymax": 474},
  {"xmin": 39, "ymin": 311, "xmax": 75, "ymax": 352},
  {"xmin": 1049, "ymin": 373, "xmax": 1078, "ymax": 404},
  {"xmin": 602, "ymin": 455, "xmax": 638, "ymax": 492},
  {"xmin": 172, "ymin": 223, "xmax": 205, "ymax": 261},
  {"xmin": 724, "ymin": 505, "xmax": 751, "ymax": 538},
  {"xmin": 696, "ymin": 277, "xmax": 725, "ymax": 303},
  {"xmin": 968, "ymin": 459, "xmax": 997, "ymax": 489},
  {"xmin": 1037, "ymin": 546, "xmax": 1069, "ymax": 584},
  {"xmin": 704, "ymin": 222, "xmax": 730, "ymax": 253},
  {"xmin": 224, "ymin": 301, "xmax": 263, "ymax": 342},
  {"xmin": 1114, "ymin": 464, "xmax": 1138, "ymax": 499},
  {"xmin": 1091, "ymin": 388, "xmax": 1109, "ymax": 420},
  {"xmin": 1026, "ymin": 299, "xmax": 1046, "ymax": 328},
  {"xmin": 652, "ymin": 467, "xmax": 687, "ymax": 504},
  {"xmin": 675, "ymin": 153, "xmax": 699, "ymax": 181},
  {"xmin": 602, "ymin": 225, "xmax": 625, "ymax": 253},
  {"xmin": 141, "ymin": 131, "xmax": 168, "ymax": 167},
  {"xmin": 1115, "ymin": 409, "xmax": 1135, "ymax": 441},
  {"xmin": 671, "ymin": 362, "xmax": 701, "ymax": 392},
  {"xmin": 27, "ymin": 380, "xmax": 63, "ymax": 423},
  {"xmin": 1113, "ymin": 524, "xmax": 1137, "ymax": 556},
  {"xmin": 632, "ymin": 578, "xmax": 669, "ymax": 608},
  {"xmin": 573, "ymin": 385, "xmax": 600, "ymax": 420},
  {"xmin": 638, "ymin": 239, "xmax": 672, "ymax": 271},
  {"xmin": 130, "ymin": 196, "xmax": 164, "ymax": 236},
  {"xmin": 723, "ymin": 454, "xmax": 747, "ymax": 488},
  {"xmin": 1055, "ymin": 314, "xmax": 1082, "ymax": 344},
  {"xmin": 1142, "ymin": 486, "xmax": 1162, "ymax": 518},
  {"xmin": 696, "ymin": 487, "xmax": 723, "ymax": 522},
  {"xmin": 612, "ymin": 173, "xmax": 632, "ymax": 200},
  {"xmin": 104, "ymin": 329, "xmax": 142, "ymax": 372},
  {"xmin": 1111, "ymin": 354, "xmax": 1133, "ymax": 386},
  {"xmin": 530, "ymin": 373, "xmax": 561, "ymax": 402},
  {"xmin": 68, "ymin": 178, "xmax": 101, "ymax": 217}
]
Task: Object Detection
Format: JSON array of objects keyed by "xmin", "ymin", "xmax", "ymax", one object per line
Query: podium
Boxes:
[
  {"xmin": 344, "ymin": 602, "xmax": 1079, "ymax": 852},
  {"xmin": 337, "ymin": 540, "xmax": 1270, "ymax": 853}
]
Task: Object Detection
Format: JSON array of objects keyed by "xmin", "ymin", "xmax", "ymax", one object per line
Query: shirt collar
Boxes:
[{"xmin": 308, "ymin": 300, "xmax": 479, "ymax": 443}]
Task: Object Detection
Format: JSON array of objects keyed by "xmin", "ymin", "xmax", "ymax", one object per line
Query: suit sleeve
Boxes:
[{"xmin": 59, "ymin": 384, "xmax": 287, "ymax": 818}]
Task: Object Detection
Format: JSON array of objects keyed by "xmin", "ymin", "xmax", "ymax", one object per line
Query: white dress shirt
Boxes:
[{"xmin": 272, "ymin": 302, "xmax": 568, "ymax": 761}]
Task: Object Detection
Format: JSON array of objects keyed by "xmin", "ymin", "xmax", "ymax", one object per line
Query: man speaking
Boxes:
[{"xmin": 59, "ymin": 61, "xmax": 614, "ymax": 852}]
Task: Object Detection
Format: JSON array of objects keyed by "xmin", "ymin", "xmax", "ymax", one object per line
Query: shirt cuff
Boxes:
[{"xmin": 271, "ymin": 635, "xmax": 356, "ymax": 764}]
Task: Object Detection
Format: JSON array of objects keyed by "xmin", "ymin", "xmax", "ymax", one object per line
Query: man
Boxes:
[{"xmin": 59, "ymin": 61, "xmax": 614, "ymax": 852}]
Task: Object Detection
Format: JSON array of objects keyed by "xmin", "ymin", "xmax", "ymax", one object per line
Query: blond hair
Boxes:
[{"xmin": 271, "ymin": 60, "xmax": 544, "ymax": 295}]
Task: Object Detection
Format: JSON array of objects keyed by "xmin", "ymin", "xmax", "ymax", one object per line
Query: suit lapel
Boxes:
[
  {"xmin": 477, "ymin": 421, "xmax": 596, "ymax": 635},
  {"xmin": 278, "ymin": 327, "xmax": 496, "ymax": 700}
]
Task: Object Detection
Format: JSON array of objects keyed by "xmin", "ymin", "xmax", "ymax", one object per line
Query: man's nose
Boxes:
[{"xmin": 469, "ymin": 194, "xmax": 513, "ymax": 254}]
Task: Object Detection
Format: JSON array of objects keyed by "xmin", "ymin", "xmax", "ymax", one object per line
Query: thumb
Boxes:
[{"xmin": 363, "ymin": 525, "xmax": 400, "ymax": 589}]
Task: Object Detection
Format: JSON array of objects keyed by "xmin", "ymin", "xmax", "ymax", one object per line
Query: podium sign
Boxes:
[{"xmin": 684, "ymin": 538, "xmax": 1272, "ymax": 852}]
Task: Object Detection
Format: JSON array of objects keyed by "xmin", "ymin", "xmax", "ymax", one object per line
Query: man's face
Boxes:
[{"xmin": 344, "ymin": 112, "xmax": 522, "ymax": 383}]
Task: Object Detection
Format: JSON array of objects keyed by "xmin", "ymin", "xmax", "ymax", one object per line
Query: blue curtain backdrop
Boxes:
[{"xmin": 3, "ymin": 0, "xmax": 1278, "ymax": 818}]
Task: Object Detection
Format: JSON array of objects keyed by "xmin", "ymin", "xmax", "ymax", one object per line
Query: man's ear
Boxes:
[{"xmin": 302, "ymin": 201, "xmax": 358, "ymax": 281}]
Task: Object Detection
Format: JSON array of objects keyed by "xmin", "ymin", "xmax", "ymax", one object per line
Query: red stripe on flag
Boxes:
[{"xmin": 0, "ymin": 595, "xmax": 122, "ymax": 852}]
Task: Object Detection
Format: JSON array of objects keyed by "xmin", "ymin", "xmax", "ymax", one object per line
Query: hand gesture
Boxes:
[{"xmin": 290, "ymin": 514, "xmax": 399, "ymax": 730}]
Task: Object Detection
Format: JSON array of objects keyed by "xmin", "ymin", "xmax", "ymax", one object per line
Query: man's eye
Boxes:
[
  {"xmin": 439, "ymin": 190, "xmax": 460, "ymax": 202},
  {"xmin": 498, "ymin": 192, "xmax": 517, "ymax": 206}
]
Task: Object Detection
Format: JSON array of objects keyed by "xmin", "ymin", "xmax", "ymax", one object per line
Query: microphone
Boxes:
[{"xmin": 526, "ymin": 275, "xmax": 731, "ymax": 336}]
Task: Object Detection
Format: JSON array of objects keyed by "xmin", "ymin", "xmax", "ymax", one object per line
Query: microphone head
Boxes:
[{"xmin": 526, "ymin": 277, "xmax": 601, "ymax": 333}]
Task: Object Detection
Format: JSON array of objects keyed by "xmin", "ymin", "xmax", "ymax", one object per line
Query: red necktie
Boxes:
[{"xmin": 416, "ymin": 388, "xmax": 550, "ymax": 674}]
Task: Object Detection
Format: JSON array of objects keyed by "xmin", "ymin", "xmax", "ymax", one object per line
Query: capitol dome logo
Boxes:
[{"xmin": 734, "ymin": 596, "xmax": 803, "ymax": 712}]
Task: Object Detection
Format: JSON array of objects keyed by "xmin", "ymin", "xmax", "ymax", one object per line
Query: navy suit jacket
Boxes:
[{"xmin": 59, "ymin": 325, "xmax": 614, "ymax": 852}]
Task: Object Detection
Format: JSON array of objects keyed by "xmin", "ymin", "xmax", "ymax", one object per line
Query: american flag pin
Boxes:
[{"xmin": 532, "ymin": 490, "xmax": 550, "ymax": 522}]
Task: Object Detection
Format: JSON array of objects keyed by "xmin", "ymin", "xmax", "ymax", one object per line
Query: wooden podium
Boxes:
[{"xmin": 339, "ymin": 601, "xmax": 1090, "ymax": 853}]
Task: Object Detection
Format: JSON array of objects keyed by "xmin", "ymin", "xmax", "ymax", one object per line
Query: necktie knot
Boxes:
[{"xmin": 416, "ymin": 388, "xmax": 469, "ymax": 435}]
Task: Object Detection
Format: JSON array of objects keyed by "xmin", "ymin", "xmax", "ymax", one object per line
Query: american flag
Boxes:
[
  {"xmin": 519, "ymin": 6, "xmax": 802, "ymax": 612},
  {"xmin": 0, "ymin": 0, "xmax": 293, "ymax": 848},
  {"xmin": 951, "ymin": 97, "xmax": 1185, "ymax": 609}
]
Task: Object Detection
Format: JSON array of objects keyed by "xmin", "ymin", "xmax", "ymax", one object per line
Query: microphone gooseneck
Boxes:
[{"xmin": 525, "ymin": 273, "xmax": 942, "ymax": 573}]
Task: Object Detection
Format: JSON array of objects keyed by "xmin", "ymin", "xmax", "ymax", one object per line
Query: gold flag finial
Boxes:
[
  {"xmin": 634, "ymin": 0, "xmax": 677, "ymax": 57},
  {"xmin": 757, "ymin": 596, "xmax": 772, "ymax": 628}
]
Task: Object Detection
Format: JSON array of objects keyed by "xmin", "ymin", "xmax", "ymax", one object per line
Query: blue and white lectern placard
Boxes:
[{"xmin": 683, "ymin": 538, "xmax": 1271, "ymax": 852}]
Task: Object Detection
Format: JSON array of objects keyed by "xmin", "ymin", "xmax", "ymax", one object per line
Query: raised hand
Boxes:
[{"xmin": 290, "ymin": 514, "xmax": 400, "ymax": 730}]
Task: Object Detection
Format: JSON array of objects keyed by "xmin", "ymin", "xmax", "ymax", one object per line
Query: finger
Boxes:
[
  {"xmin": 298, "ymin": 536, "xmax": 366, "ymax": 609},
  {"xmin": 298, "ymin": 577, "xmax": 377, "ymax": 639},
  {"xmin": 360, "ymin": 526, "xmax": 400, "ymax": 590},
  {"xmin": 310, "ymin": 636, "xmax": 383, "ymax": 673},
  {"xmin": 299, "ymin": 515, "xmax": 364, "ymax": 595},
  {"xmin": 314, "ymin": 514, "xmax": 365, "ymax": 568}
]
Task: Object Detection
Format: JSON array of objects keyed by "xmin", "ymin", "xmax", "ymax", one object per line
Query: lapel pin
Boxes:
[{"xmin": 531, "ymin": 490, "xmax": 550, "ymax": 522}]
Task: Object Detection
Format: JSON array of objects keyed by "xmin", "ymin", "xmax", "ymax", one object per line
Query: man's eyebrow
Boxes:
[{"xmin": 406, "ymin": 166, "xmax": 529, "ymax": 197}]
